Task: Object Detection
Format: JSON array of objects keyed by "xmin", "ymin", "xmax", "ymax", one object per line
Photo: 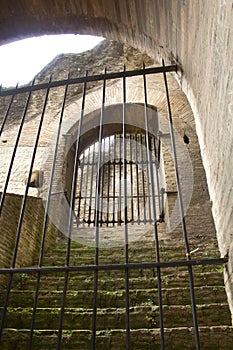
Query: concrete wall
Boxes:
[{"xmin": 0, "ymin": 0, "xmax": 232, "ymax": 319}]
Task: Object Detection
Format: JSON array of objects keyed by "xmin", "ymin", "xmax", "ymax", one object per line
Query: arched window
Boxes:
[{"xmin": 75, "ymin": 132, "xmax": 164, "ymax": 228}]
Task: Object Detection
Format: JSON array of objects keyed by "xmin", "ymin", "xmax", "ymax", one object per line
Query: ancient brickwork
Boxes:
[
  {"xmin": 0, "ymin": 192, "xmax": 57, "ymax": 270},
  {"xmin": 0, "ymin": 0, "xmax": 232, "ymax": 317}
]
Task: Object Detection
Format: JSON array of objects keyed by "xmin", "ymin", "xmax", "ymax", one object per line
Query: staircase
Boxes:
[{"xmin": 0, "ymin": 226, "xmax": 233, "ymax": 349}]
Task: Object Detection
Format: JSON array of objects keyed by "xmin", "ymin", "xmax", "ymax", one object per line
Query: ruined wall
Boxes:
[
  {"xmin": 0, "ymin": 192, "xmax": 57, "ymax": 271},
  {"xmin": 0, "ymin": 0, "xmax": 232, "ymax": 318}
]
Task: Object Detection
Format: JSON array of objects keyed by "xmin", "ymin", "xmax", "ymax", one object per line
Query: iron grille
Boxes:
[{"xmin": 0, "ymin": 62, "xmax": 227, "ymax": 350}]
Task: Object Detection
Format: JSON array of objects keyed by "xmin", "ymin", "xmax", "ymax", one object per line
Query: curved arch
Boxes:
[{"xmin": 1, "ymin": 0, "xmax": 232, "ymax": 316}]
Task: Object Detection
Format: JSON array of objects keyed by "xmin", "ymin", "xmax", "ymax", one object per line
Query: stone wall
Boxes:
[
  {"xmin": 0, "ymin": 0, "xmax": 232, "ymax": 319},
  {"xmin": 2, "ymin": 23, "xmax": 233, "ymax": 320},
  {"xmin": 0, "ymin": 192, "xmax": 57, "ymax": 271}
]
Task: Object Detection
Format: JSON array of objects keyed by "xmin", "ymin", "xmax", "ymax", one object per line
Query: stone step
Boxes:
[
  {"xmin": 48, "ymin": 243, "xmax": 220, "ymax": 258},
  {"xmin": 41, "ymin": 245, "xmax": 220, "ymax": 266},
  {"xmin": 3, "ymin": 304, "xmax": 231, "ymax": 331},
  {"xmin": 4, "ymin": 286, "xmax": 228, "ymax": 309},
  {"xmin": 40, "ymin": 237, "xmax": 220, "ymax": 264},
  {"xmin": 11, "ymin": 271, "xmax": 225, "ymax": 291},
  {"xmin": 0, "ymin": 326, "xmax": 233, "ymax": 350},
  {"xmin": 1, "ymin": 326, "xmax": 233, "ymax": 350}
]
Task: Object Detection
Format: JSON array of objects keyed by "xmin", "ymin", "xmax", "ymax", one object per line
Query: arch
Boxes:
[{"xmin": 0, "ymin": 0, "xmax": 232, "ymax": 321}]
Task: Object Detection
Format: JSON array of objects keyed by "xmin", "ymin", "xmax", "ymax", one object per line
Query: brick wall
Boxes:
[{"xmin": 0, "ymin": 193, "xmax": 57, "ymax": 270}]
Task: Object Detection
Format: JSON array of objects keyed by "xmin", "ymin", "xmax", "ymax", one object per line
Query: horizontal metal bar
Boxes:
[
  {"xmin": 0, "ymin": 257, "xmax": 227, "ymax": 275},
  {"xmin": 0, "ymin": 65, "xmax": 177, "ymax": 97},
  {"xmin": 78, "ymin": 218, "xmax": 163, "ymax": 225},
  {"xmin": 75, "ymin": 194, "xmax": 161, "ymax": 199}
]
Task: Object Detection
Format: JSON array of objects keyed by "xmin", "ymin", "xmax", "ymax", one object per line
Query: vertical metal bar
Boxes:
[
  {"xmin": 77, "ymin": 157, "xmax": 84, "ymax": 224},
  {"xmin": 143, "ymin": 133, "xmax": 151, "ymax": 223},
  {"xmin": 26, "ymin": 81, "xmax": 68, "ymax": 349},
  {"xmin": 83, "ymin": 146, "xmax": 91, "ymax": 223},
  {"xmin": 123, "ymin": 66, "xmax": 131, "ymax": 350},
  {"xmin": 0, "ymin": 80, "xmax": 36, "ymax": 338},
  {"xmin": 106, "ymin": 136, "xmax": 111, "ymax": 227},
  {"xmin": 100, "ymin": 138, "xmax": 105, "ymax": 226},
  {"xmin": 129, "ymin": 134, "xmax": 134, "ymax": 223},
  {"xmin": 140, "ymin": 134, "xmax": 147, "ymax": 223},
  {"xmin": 0, "ymin": 77, "xmax": 51, "ymax": 340},
  {"xmin": 26, "ymin": 77, "xmax": 55, "ymax": 349},
  {"xmin": 118, "ymin": 134, "xmax": 122, "ymax": 225},
  {"xmin": 113, "ymin": 135, "xmax": 116, "ymax": 226},
  {"xmin": 27, "ymin": 75, "xmax": 69, "ymax": 349},
  {"xmin": 57, "ymin": 72, "xmax": 88, "ymax": 350},
  {"xmin": 0, "ymin": 79, "xmax": 35, "ymax": 216},
  {"xmin": 135, "ymin": 134, "xmax": 140, "ymax": 223},
  {"xmin": 153, "ymin": 137, "xmax": 163, "ymax": 219},
  {"xmin": 88, "ymin": 143, "xmax": 96, "ymax": 226},
  {"xmin": 162, "ymin": 59, "xmax": 200, "ymax": 349},
  {"xmin": 92, "ymin": 69, "xmax": 107, "ymax": 350},
  {"xmin": 143, "ymin": 64, "xmax": 165, "ymax": 349},
  {"xmin": 0, "ymin": 83, "xmax": 18, "ymax": 136}
]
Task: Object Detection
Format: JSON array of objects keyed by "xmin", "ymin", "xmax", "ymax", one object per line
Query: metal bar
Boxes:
[
  {"xmin": 143, "ymin": 133, "xmax": 152, "ymax": 223},
  {"xmin": 26, "ymin": 77, "xmax": 53, "ymax": 349},
  {"xmin": 0, "ymin": 79, "xmax": 35, "ymax": 216},
  {"xmin": 123, "ymin": 66, "xmax": 131, "ymax": 350},
  {"xmin": 82, "ymin": 217, "xmax": 164, "ymax": 225},
  {"xmin": 56, "ymin": 72, "xmax": 88, "ymax": 350},
  {"xmin": 153, "ymin": 137, "xmax": 163, "ymax": 219},
  {"xmin": 162, "ymin": 59, "xmax": 200, "ymax": 350},
  {"xmin": 77, "ymin": 158, "xmax": 84, "ymax": 223},
  {"xmin": 0, "ymin": 83, "xmax": 18, "ymax": 136},
  {"xmin": 113, "ymin": 135, "xmax": 116, "ymax": 226},
  {"xmin": 76, "ymin": 194, "xmax": 161, "ymax": 200},
  {"xmin": 118, "ymin": 134, "xmax": 122, "ymax": 225},
  {"xmin": 83, "ymin": 146, "xmax": 91, "ymax": 223},
  {"xmin": 106, "ymin": 137, "xmax": 111, "ymax": 227},
  {"xmin": 0, "ymin": 257, "xmax": 227, "ymax": 275},
  {"xmin": 140, "ymin": 134, "xmax": 147, "ymax": 223},
  {"xmin": 100, "ymin": 138, "xmax": 105, "ymax": 226},
  {"xmin": 92, "ymin": 68, "xmax": 107, "ymax": 350},
  {"xmin": 0, "ymin": 80, "xmax": 36, "ymax": 338},
  {"xmin": 0, "ymin": 65, "xmax": 177, "ymax": 97},
  {"xmin": 135, "ymin": 134, "xmax": 140, "ymax": 223},
  {"xmin": 151, "ymin": 137, "xmax": 161, "ymax": 219},
  {"xmin": 129, "ymin": 134, "xmax": 134, "ymax": 222},
  {"xmin": 88, "ymin": 143, "xmax": 96, "ymax": 226},
  {"xmin": 28, "ymin": 75, "xmax": 70, "ymax": 349},
  {"xmin": 143, "ymin": 64, "xmax": 165, "ymax": 349}
]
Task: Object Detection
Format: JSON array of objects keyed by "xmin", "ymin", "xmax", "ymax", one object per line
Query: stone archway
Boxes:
[{"xmin": 0, "ymin": 0, "xmax": 232, "ymax": 326}]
